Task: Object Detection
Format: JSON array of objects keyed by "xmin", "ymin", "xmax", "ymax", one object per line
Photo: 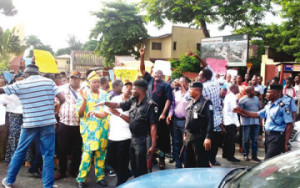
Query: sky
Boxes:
[{"xmin": 0, "ymin": 0, "xmax": 283, "ymax": 53}]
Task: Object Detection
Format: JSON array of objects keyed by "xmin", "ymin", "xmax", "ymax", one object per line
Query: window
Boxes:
[
  {"xmin": 197, "ymin": 43, "xmax": 201, "ymax": 51},
  {"xmin": 152, "ymin": 42, "xmax": 162, "ymax": 50},
  {"xmin": 173, "ymin": 42, "xmax": 177, "ymax": 50}
]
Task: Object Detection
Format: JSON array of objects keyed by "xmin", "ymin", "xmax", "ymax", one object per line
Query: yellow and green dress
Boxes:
[{"xmin": 75, "ymin": 89, "xmax": 110, "ymax": 183}]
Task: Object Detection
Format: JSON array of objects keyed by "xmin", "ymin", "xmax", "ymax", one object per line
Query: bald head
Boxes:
[
  {"xmin": 230, "ymin": 84, "xmax": 239, "ymax": 95},
  {"xmin": 245, "ymin": 86, "xmax": 255, "ymax": 97}
]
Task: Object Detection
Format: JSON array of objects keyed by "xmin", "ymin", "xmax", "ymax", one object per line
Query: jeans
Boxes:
[
  {"xmin": 6, "ymin": 125, "xmax": 55, "ymax": 188},
  {"xmin": 242, "ymin": 125, "xmax": 260, "ymax": 158},
  {"xmin": 107, "ymin": 139, "xmax": 131, "ymax": 186},
  {"xmin": 172, "ymin": 117, "xmax": 186, "ymax": 168},
  {"xmin": 28, "ymin": 136, "xmax": 42, "ymax": 173},
  {"xmin": 130, "ymin": 136, "xmax": 147, "ymax": 178}
]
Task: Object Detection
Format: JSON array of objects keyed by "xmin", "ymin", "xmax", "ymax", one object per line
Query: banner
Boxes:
[
  {"xmin": 33, "ymin": 50, "xmax": 58, "ymax": 73},
  {"xmin": 201, "ymin": 34, "xmax": 248, "ymax": 67},
  {"xmin": 154, "ymin": 60, "xmax": 171, "ymax": 76},
  {"xmin": 114, "ymin": 68, "xmax": 139, "ymax": 82}
]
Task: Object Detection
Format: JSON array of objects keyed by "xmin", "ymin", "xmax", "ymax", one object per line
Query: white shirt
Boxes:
[
  {"xmin": 108, "ymin": 95, "xmax": 131, "ymax": 141},
  {"xmin": 223, "ymin": 92, "xmax": 240, "ymax": 127},
  {"xmin": 0, "ymin": 94, "xmax": 6, "ymax": 125},
  {"xmin": 254, "ymin": 84, "xmax": 264, "ymax": 95},
  {"xmin": 3, "ymin": 94, "xmax": 23, "ymax": 114},
  {"xmin": 294, "ymin": 85, "xmax": 300, "ymax": 99}
]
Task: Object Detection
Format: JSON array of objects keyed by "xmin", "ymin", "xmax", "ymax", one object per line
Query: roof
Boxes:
[
  {"xmin": 55, "ymin": 54, "xmax": 70, "ymax": 59},
  {"xmin": 148, "ymin": 34, "xmax": 172, "ymax": 39}
]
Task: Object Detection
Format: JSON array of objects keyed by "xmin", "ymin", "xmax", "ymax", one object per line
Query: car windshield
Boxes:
[{"xmin": 228, "ymin": 150, "xmax": 300, "ymax": 188}]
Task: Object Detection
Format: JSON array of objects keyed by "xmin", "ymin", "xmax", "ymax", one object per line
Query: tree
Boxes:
[
  {"xmin": 90, "ymin": 1, "xmax": 148, "ymax": 67},
  {"xmin": 24, "ymin": 35, "xmax": 55, "ymax": 57},
  {"xmin": 82, "ymin": 40, "xmax": 98, "ymax": 52},
  {"xmin": 141, "ymin": 0, "xmax": 273, "ymax": 37},
  {"xmin": 0, "ymin": 27, "xmax": 25, "ymax": 71},
  {"xmin": 56, "ymin": 35, "xmax": 83, "ymax": 56},
  {"xmin": 0, "ymin": 0, "xmax": 17, "ymax": 16}
]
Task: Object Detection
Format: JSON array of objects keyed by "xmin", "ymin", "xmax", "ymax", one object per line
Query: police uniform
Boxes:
[
  {"xmin": 185, "ymin": 82, "xmax": 214, "ymax": 168},
  {"xmin": 120, "ymin": 96, "xmax": 159, "ymax": 177},
  {"xmin": 258, "ymin": 85, "xmax": 293, "ymax": 159}
]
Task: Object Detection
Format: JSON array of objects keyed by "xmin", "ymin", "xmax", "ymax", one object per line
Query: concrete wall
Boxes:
[
  {"xmin": 145, "ymin": 36, "xmax": 172, "ymax": 60},
  {"xmin": 56, "ymin": 58, "xmax": 70, "ymax": 73}
]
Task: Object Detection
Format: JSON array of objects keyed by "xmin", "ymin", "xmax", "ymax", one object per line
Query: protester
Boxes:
[
  {"xmin": 140, "ymin": 48, "xmax": 173, "ymax": 170},
  {"xmin": 283, "ymin": 77, "xmax": 295, "ymax": 98},
  {"xmin": 100, "ymin": 77, "xmax": 110, "ymax": 92},
  {"xmin": 242, "ymin": 73, "xmax": 250, "ymax": 86},
  {"xmin": 55, "ymin": 70, "xmax": 83, "ymax": 180},
  {"xmin": 223, "ymin": 84, "xmax": 240, "ymax": 162},
  {"xmin": 238, "ymin": 86, "xmax": 261, "ymax": 162},
  {"xmin": 1, "ymin": 64, "xmax": 65, "ymax": 188},
  {"xmin": 76, "ymin": 71, "xmax": 110, "ymax": 188},
  {"xmin": 106, "ymin": 82, "xmax": 132, "ymax": 186},
  {"xmin": 0, "ymin": 77, "xmax": 9, "ymax": 162},
  {"xmin": 95, "ymin": 79, "xmax": 158, "ymax": 178},
  {"xmin": 167, "ymin": 76, "xmax": 190, "ymax": 168},
  {"xmin": 184, "ymin": 82, "xmax": 213, "ymax": 168},
  {"xmin": 235, "ymin": 84, "xmax": 294, "ymax": 159},
  {"xmin": 109, "ymin": 79, "xmax": 123, "ymax": 100}
]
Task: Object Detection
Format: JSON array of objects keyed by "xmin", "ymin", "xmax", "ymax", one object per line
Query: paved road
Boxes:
[{"xmin": 0, "ymin": 145, "xmax": 265, "ymax": 188}]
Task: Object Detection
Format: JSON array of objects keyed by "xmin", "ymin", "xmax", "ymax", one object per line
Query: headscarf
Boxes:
[{"xmin": 87, "ymin": 71, "xmax": 100, "ymax": 82}]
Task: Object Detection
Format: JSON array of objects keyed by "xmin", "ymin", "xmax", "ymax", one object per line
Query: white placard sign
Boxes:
[{"xmin": 154, "ymin": 60, "xmax": 172, "ymax": 76}]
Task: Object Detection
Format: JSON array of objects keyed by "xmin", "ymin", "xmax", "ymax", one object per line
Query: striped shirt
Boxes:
[
  {"xmin": 3, "ymin": 75, "xmax": 59, "ymax": 128},
  {"xmin": 58, "ymin": 84, "xmax": 80, "ymax": 126}
]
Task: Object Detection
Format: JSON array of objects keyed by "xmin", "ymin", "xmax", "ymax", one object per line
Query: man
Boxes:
[
  {"xmin": 184, "ymin": 82, "xmax": 213, "ymax": 168},
  {"xmin": 166, "ymin": 76, "xmax": 190, "ymax": 168},
  {"xmin": 257, "ymin": 76, "xmax": 266, "ymax": 91},
  {"xmin": 140, "ymin": 48, "xmax": 173, "ymax": 169},
  {"xmin": 294, "ymin": 75, "xmax": 300, "ymax": 99},
  {"xmin": 106, "ymin": 82, "xmax": 132, "ymax": 186},
  {"xmin": 283, "ymin": 77, "xmax": 295, "ymax": 98},
  {"xmin": 242, "ymin": 73, "xmax": 250, "ymax": 86},
  {"xmin": 251, "ymin": 76, "xmax": 264, "ymax": 99},
  {"xmin": 55, "ymin": 70, "xmax": 82, "ymax": 180},
  {"xmin": 223, "ymin": 84, "xmax": 240, "ymax": 162},
  {"xmin": 234, "ymin": 84, "xmax": 294, "ymax": 159},
  {"xmin": 100, "ymin": 77, "xmax": 110, "ymax": 92},
  {"xmin": 187, "ymin": 51, "xmax": 224, "ymax": 166},
  {"xmin": 95, "ymin": 79, "xmax": 158, "ymax": 177},
  {"xmin": 238, "ymin": 86, "xmax": 261, "ymax": 162},
  {"xmin": 109, "ymin": 79, "xmax": 123, "ymax": 100},
  {"xmin": 0, "ymin": 77, "xmax": 8, "ymax": 161},
  {"xmin": 1, "ymin": 64, "xmax": 65, "ymax": 188},
  {"xmin": 236, "ymin": 75, "xmax": 246, "ymax": 100}
]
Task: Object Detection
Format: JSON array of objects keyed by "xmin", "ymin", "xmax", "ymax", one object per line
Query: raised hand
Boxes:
[
  {"xmin": 139, "ymin": 48, "xmax": 145, "ymax": 56},
  {"xmin": 80, "ymin": 88, "xmax": 88, "ymax": 101}
]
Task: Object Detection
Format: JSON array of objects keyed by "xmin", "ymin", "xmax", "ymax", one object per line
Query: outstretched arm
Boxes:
[
  {"xmin": 140, "ymin": 48, "xmax": 146, "ymax": 76},
  {"xmin": 233, "ymin": 107, "xmax": 259, "ymax": 118},
  {"xmin": 186, "ymin": 50, "xmax": 207, "ymax": 68}
]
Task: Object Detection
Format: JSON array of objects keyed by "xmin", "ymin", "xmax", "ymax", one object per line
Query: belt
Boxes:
[
  {"xmin": 174, "ymin": 116, "xmax": 186, "ymax": 120},
  {"xmin": 265, "ymin": 131, "xmax": 284, "ymax": 136}
]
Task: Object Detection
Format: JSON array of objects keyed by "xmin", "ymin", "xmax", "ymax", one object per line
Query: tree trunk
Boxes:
[{"xmin": 200, "ymin": 19, "xmax": 210, "ymax": 38}]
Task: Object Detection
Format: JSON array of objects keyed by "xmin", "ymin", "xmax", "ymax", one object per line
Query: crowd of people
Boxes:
[{"xmin": 0, "ymin": 49, "xmax": 298, "ymax": 188}]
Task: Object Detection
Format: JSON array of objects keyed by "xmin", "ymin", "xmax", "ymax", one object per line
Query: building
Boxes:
[
  {"xmin": 55, "ymin": 54, "xmax": 70, "ymax": 73},
  {"xmin": 143, "ymin": 26, "xmax": 206, "ymax": 61}
]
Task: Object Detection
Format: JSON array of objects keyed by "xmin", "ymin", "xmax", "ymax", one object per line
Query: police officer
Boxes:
[
  {"xmin": 95, "ymin": 79, "xmax": 158, "ymax": 177},
  {"xmin": 234, "ymin": 84, "xmax": 294, "ymax": 159},
  {"xmin": 184, "ymin": 82, "xmax": 214, "ymax": 168}
]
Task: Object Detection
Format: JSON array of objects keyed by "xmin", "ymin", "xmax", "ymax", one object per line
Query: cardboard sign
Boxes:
[
  {"xmin": 153, "ymin": 60, "xmax": 172, "ymax": 76},
  {"xmin": 206, "ymin": 58, "xmax": 227, "ymax": 75},
  {"xmin": 34, "ymin": 50, "xmax": 58, "ymax": 73}
]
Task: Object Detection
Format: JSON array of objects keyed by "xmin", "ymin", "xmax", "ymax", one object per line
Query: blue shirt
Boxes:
[
  {"xmin": 238, "ymin": 95, "xmax": 260, "ymax": 126},
  {"xmin": 3, "ymin": 75, "xmax": 59, "ymax": 128},
  {"xmin": 281, "ymin": 95, "xmax": 297, "ymax": 112},
  {"xmin": 258, "ymin": 98, "xmax": 293, "ymax": 132}
]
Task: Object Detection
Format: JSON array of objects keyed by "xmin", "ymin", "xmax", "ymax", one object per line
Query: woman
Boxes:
[
  {"xmin": 5, "ymin": 74, "xmax": 32, "ymax": 165},
  {"xmin": 76, "ymin": 71, "xmax": 110, "ymax": 188}
]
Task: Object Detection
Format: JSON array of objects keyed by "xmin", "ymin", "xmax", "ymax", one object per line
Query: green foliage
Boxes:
[
  {"xmin": 141, "ymin": 0, "xmax": 273, "ymax": 37},
  {"xmin": 82, "ymin": 40, "xmax": 98, "ymax": 52},
  {"xmin": 24, "ymin": 35, "xmax": 55, "ymax": 57},
  {"xmin": 90, "ymin": 1, "xmax": 148, "ymax": 67},
  {"xmin": 0, "ymin": 0, "xmax": 17, "ymax": 16},
  {"xmin": 56, "ymin": 35, "xmax": 82, "ymax": 56},
  {"xmin": 170, "ymin": 54, "xmax": 201, "ymax": 79},
  {"xmin": 0, "ymin": 27, "xmax": 25, "ymax": 72}
]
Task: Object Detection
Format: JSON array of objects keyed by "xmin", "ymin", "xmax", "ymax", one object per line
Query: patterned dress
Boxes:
[{"xmin": 76, "ymin": 90, "xmax": 110, "ymax": 183}]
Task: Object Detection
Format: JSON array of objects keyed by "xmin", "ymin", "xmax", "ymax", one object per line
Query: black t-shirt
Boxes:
[
  {"xmin": 120, "ymin": 97, "xmax": 159, "ymax": 137},
  {"xmin": 143, "ymin": 72, "xmax": 173, "ymax": 113}
]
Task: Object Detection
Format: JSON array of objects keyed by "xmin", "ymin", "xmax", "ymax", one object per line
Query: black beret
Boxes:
[
  {"xmin": 134, "ymin": 79, "xmax": 148, "ymax": 90},
  {"xmin": 269, "ymin": 84, "xmax": 283, "ymax": 91},
  {"xmin": 190, "ymin": 81, "xmax": 203, "ymax": 88}
]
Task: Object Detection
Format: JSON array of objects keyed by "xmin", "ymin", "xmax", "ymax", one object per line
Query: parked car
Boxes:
[
  {"xmin": 289, "ymin": 121, "xmax": 300, "ymax": 150},
  {"xmin": 119, "ymin": 149, "xmax": 300, "ymax": 188}
]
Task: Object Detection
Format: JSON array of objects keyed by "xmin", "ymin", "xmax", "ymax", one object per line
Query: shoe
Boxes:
[
  {"xmin": 227, "ymin": 157, "xmax": 241, "ymax": 162},
  {"xmin": 97, "ymin": 179, "xmax": 107, "ymax": 187},
  {"xmin": 54, "ymin": 173, "xmax": 66, "ymax": 181},
  {"xmin": 252, "ymin": 157, "xmax": 261, "ymax": 162},
  {"xmin": 29, "ymin": 170, "xmax": 42, "ymax": 178},
  {"xmin": 159, "ymin": 160, "xmax": 166, "ymax": 170},
  {"xmin": 25, "ymin": 162, "xmax": 31, "ymax": 167},
  {"xmin": 169, "ymin": 158, "xmax": 175, "ymax": 163},
  {"xmin": 2, "ymin": 178, "xmax": 12, "ymax": 188},
  {"xmin": 212, "ymin": 161, "xmax": 221, "ymax": 166},
  {"xmin": 244, "ymin": 156, "xmax": 250, "ymax": 161},
  {"xmin": 78, "ymin": 182, "xmax": 85, "ymax": 188},
  {"xmin": 107, "ymin": 169, "xmax": 116, "ymax": 177}
]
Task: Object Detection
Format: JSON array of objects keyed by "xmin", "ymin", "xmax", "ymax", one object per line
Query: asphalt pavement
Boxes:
[{"xmin": 0, "ymin": 143, "xmax": 265, "ymax": 188}]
